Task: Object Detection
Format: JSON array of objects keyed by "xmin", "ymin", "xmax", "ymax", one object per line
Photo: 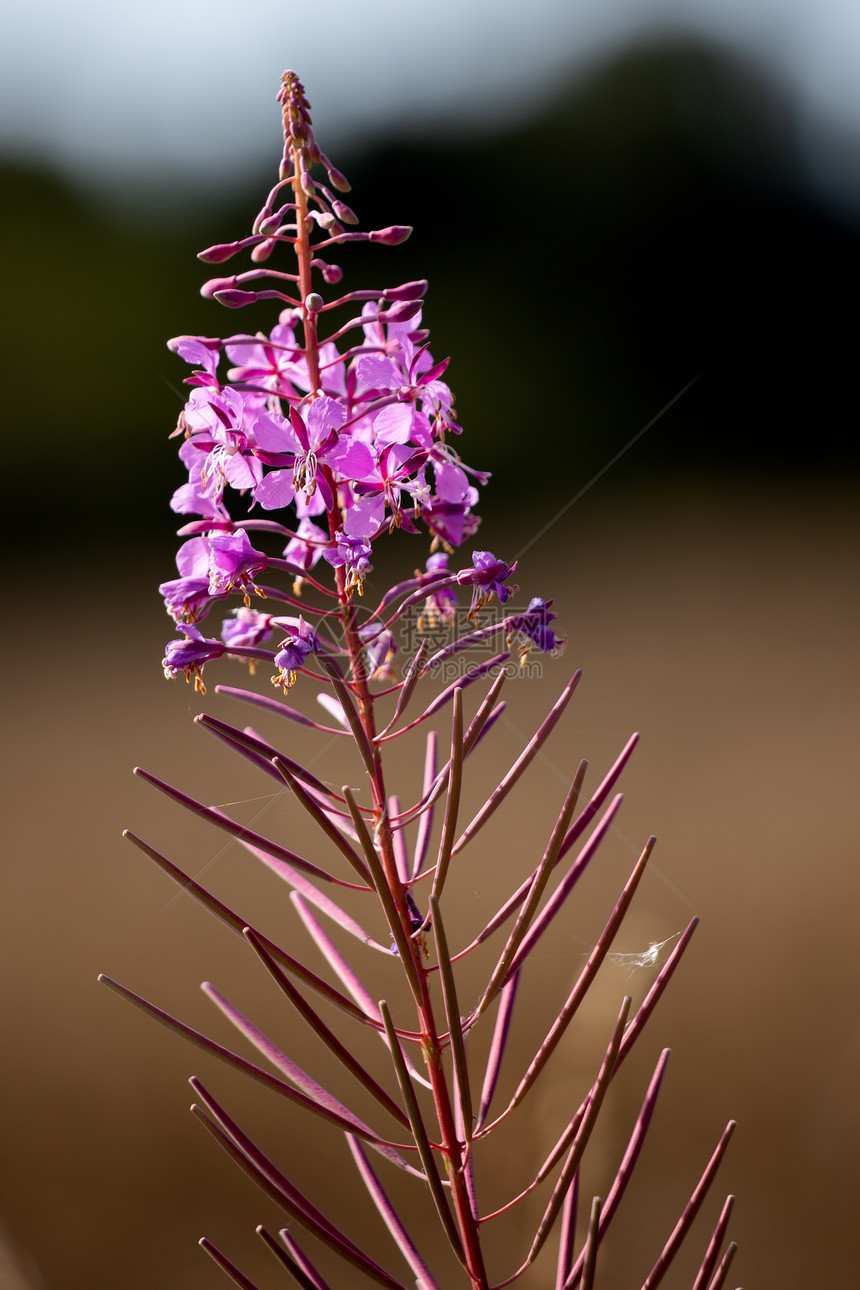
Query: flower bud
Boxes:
[
  {"xmin": 200, "ymin": 275, "xmax": 237, "ymax": 299},
  {"xmin": 257, "ymin": 213, "xmax": 283, "ymax": 235},
  {"xmin": 332, "ymin": 200, "xmax": 358, "ymax": 225},
  {"xmin": 304, "ymin": 293, "xmax": 324, "ymax": 313},
  {"xmin": 369, "ymin": 226, "xmax": 413, "ymax": 246},
  {"xmin": 312, "ymin": 259, "xmax": 342, "ymax": 285},
  {"xmin": 197, "ymin": 242, "xmax": 241, "ymax": 264},
  {"xmin": 251, "ymin": 239, "xmax": 276, "ymax": 262},
  {"xmin": 381, "ymin": 299, "xmax": 422, "ymax": 324},
  {"xmin": 326, "ymin": 165, "xmax": 351, "ymax": 193},
  {"xmin": 383, "ymin": 280, "xmax": 428, "ymax": 303},
  {"xmin": 213, "ymin": 289, "xmax": 260, "ymax": 308}
]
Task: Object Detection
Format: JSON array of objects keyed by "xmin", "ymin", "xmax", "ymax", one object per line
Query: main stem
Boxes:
[{"xmin": 291, "ymin": 145, "xmax": 489, "ymax": 1290}]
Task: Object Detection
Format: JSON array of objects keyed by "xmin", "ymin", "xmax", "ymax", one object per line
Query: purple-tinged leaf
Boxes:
[
  {"xmin": 215, "ymin": 684, "xmax": 349, "ymax": 735},
  {"xmin": 461, "ymin": 667, "xmax": 507, "ymax": 757},
  {"xmin": 379, "ymin": 653, "xmax": 510, "ymax": 742},
  {"xmin": 691, "ymin": 1194, "xmax": 735, "ymax": 1290},
  {"xmin": 195, "ymin": 713, "xmax": 285, "ymax": 785},
  {"xmin": 429, "ymin": 689, "xmax": 463, "ymax": 904},
  {"xmin": 392, "ymin": 685, "xmax": 505, "ymax": 835},
  {"xmin": 497, "ymin": 796, "xmax": 625, "ymax": 990},
  {"xmin": 452, "ymin": 736, "xmax": 638, "ymax": 961},
  {"xmin": 196, "ymin": 713, "xmax": 342, "ymax": 800},
  {"xmin": 201, "ymin": 980, "xmax": 383, "ymax": 1139},
  {"xmin": 316, "ymin": 652, "xmax": 377, "ymax": 781},
  {"xmin": 478, "ymin": 997, "xmax": 629, "ymax": 1246},
  {"xmin": 556, "ymin": 733, "xmax": 639, "ymax": 864},
  {"xmin": 388, "ymin": 795, "xmax": 410, "ymax": 883},
  {"xmin": 98, "ymin": 974, "xmax": 383, "ymax": 1135},
  {"xmin": 347, "ymin": 1136, "xmax": 442, "ymax": 1290},
  {"xmin": 132, "ymin": 767, "xmax": 368, "ymax": 890},
  {"xmin": 475, "ymin": 972, "xmax": 519, "ymax": 1131},
  {"xmin": 229, "ymin": 832, "xmax": 390, "ymax": 953},
  {"xmin": 377, "ymin": 639, "xmax": 430, "ymax": 738},
  {"xmin": 242, "ymin": 928, "xmax": 410, "ymax": 1130},
  {"xmin": 504, "ymin": 836, "xmax": 655, "ymax": 1114},
  {"xmin": 580, "ymin": 1197, "xmax": 602, "ymax": 1290},
  {"xmin": 429, "ymin": 894, "xmax": 472, "ymax": 1140},
  {"xmin": 561, "ymin": 1049, "xmax": 671, "ymax": 1290},
  {"xmin": 278, "ymin": 1229, "xmax": 334, "ymax": 1290},
  {"xmin": 554, "ymin": 1172, "xmax": 578, "ymax": 1290},
  {"xmin": 412, "ymin": 732, "xmax": 437, "ymax": 877},
  {"xmin": 378, "ymin": 1001, "xmax": 465, "ymax": 1265},
  {"xmin": 291, "ymin": 892, "xmax": 432, "ymax": 1085},
  {"xmin": 472, "ymin": 762, "xmax": 587, "ymax": 1020},
  {"xmin": 343, "ymin": 787, "xmax": 424, "ymax": 1008},
  {"xmin": 616, "ymin": 917, "xmax": 699, "ymax": 1069},
  {"xmin": 199, "ymin": 1237, "xmax": 262, "ymax": 1289},
  {"xmin": 451, "ymin": 671, "xmax": 583, "ymax": 857},
  {"xmin": 527, "ymin": 998, "xmax": 630, "ymax": 1261},
  {"xmin": 256, "ymin": 1226, "xmax": 325, "ymax": 1290},
  {"xmin": 640, "ymin": 1123, "xmax": 736, "ymax": 1289},
  {"xmin": 272, "ymin": 758, "xmax": 372, "ymax": 885},
  {"xmin": 704, "ymin": 1241, "xmax": 738, "ymax": 1290},
  {"xmin": 191, "ymin": 1079, "xmax": 406, "ymax": 1290},
  {"xmin": 121, "ymin": 830, "xmax": 379, "ymax": 1022}
]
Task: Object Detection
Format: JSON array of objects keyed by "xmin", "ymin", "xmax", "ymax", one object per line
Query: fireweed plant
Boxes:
[{"xmin": 100, "ymin": 72, "xmax": 739, "ymax": 1290}]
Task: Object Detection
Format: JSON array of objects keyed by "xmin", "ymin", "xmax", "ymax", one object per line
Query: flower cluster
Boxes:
[{"xmin": 159, "ymin": 70, "xmax": 561, "ymax": 693}]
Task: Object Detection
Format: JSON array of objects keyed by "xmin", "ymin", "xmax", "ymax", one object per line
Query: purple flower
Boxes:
[
  {"xmin": 225, "ymin": 313, "xmax": 304, "ymax": 397},
  {"xmin": 421, "ymin": 492, "xmax": 481, "ymax": 548},
  {"xmin": 358, "ymin": 621, "xmax": 397, "ymax": 680},
  {"xmin": 506, "ymin": 597, "xmax": 564, "ymax": 659},
  {"xmin": 162, "ymin": 624, "xmax": 225, "ymax": 693},
  {"xmin": 344, "ymin": 442, "xmax": 425, "ymax": 538},
  {"xmin": 271, "ymin": 616, "xmax": 318, "ymax": 691},
  {"xmin": 160, "ymin": 537, "xmax": 234, "ymax": 624},
  {"xmin": 457, "ymin": 550, "xmax": 518, "ymax": 617},
  {"xmin": 322, "ymin": 531, "xmax": 373, "ymax": 595},
  {"xmin": 207, "ymin": 529, "xmax": 268, "ymax": 603},
  {"xmin": 221, "ymin": 607, "xmax": 275, "ymax": 650},
  {"xmin": 419, "ymin": 552, "xmax": 457, "ymax": 628}
]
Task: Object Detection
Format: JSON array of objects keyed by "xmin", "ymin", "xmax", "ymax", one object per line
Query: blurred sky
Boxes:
[{"xmin": 3, "ymin": 0, "xmax": 860, "ymax": 206}]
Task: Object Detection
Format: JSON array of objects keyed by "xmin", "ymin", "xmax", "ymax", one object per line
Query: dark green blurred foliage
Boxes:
[{"xmin": 4, "ymin": 39, "xmax": 858, "ymax": 551}]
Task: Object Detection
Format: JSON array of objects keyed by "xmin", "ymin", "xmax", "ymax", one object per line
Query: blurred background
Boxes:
[{"xmin": 2, "ymin": 1, "xmax": 858, "ymax": 1287}]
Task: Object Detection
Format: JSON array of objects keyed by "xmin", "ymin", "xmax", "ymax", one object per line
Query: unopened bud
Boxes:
[
  {"xmin": 369, "ymin": 226, "xmax": 413, "ymax": 246},
  {"xmin": 200, "ymin": 275, "xmax": 237, "ymax": 299},
  {"xmin": 381, "ymin": 299, "xmax": 422, "ymax": 323},
  {"xmin": 258, "ymin": 213, "xmax": 283, "ymax": 235},
  {"xmin": 213, "ymin": 289, "xmax": 259, "ymax": 308},
  {"xmin": 251, "ymin": 239, "xmax": 276, "ymax": 263},
  {"xmin": 383, "ymin": 279, "xmax": 428, "ymax": 303},
  {"xmin": 327, "ymin": 166, "xmax": 351, "ymax": 193},
  {"xmin": 304, "ymin": 293, "xmax": 324, "ymax": 313},
  {"xmin": 321, "ymin": 263, "xmax": 343, "ymax": 284},
  {"xmin": 197, "ymin": 242, "xmax": 240, "ymax": 264},
  {"xmin": 309, "ymin": 210, "xmax": 336, "ymax": 230},
  {"xmin": 332, "ymin": 200, "xmax": 358, "ymax": 225}
]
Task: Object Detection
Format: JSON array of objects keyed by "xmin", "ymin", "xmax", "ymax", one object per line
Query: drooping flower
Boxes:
[
  {"xmin": 358, "ymin": 621, "xmax": 397, "ymax": 680},
  {"xmin": 418, "ymin": 552, "xmax": 458, "ymax": 629},
  {"xmin": 458, "ymin": 550, "xmax": 518, "ymax": 618},
  {"xmin": 506, "ymin": 597, "xmax": 564, "ymax": 661},
  {"xmin": 322, "ymin": 531, "xmax": 373, "ymax": 595},
  {"xmin": 272, "ymin": 616, "xmax": 319, "ymax": 690},
  {"xmin": 162, "ymin": 624, "xmax": 225, "ymax": 693},
  {"xmin": 221, "ymin": 607, "xmax": 276, "ymax": 651},
  {"xmin": 207, "ymin": 530, "xmax": 269, "ymax": 603}
]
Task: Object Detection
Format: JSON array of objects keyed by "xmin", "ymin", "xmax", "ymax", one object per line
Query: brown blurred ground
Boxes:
[{"xmin": 2, "ymin": 479, "xmax": 858, "ymax": 1289}]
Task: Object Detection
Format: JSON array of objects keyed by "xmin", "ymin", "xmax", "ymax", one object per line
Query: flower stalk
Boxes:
[{"xmin": 103, "ymin": 69, "xmax": 739, "ymax": 1289}]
